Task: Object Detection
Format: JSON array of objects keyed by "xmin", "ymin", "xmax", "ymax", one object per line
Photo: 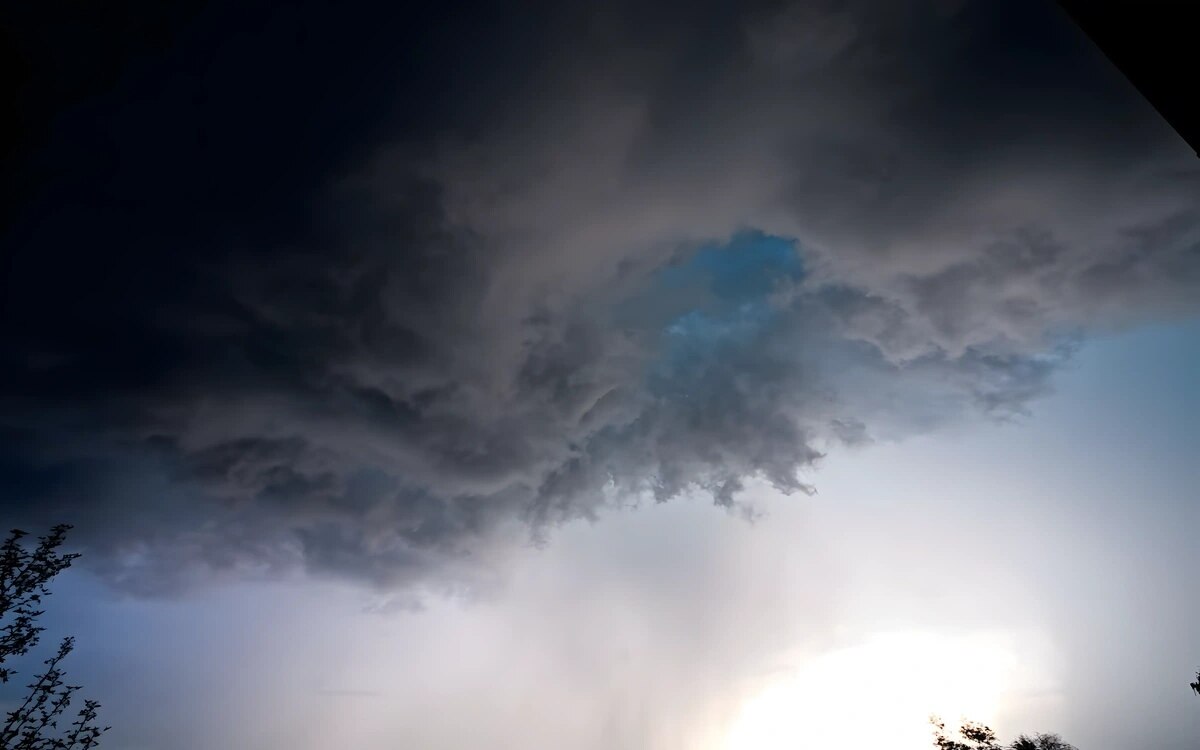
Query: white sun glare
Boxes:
[{"xmin": 723, "ymin": 631, "xmax": 1029, "ymax": 750}]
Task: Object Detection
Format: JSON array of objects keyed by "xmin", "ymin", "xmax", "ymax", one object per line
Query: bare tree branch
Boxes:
[{"xmin": 0, "ymin": 526, "xmax": 107, "ymax": 750}]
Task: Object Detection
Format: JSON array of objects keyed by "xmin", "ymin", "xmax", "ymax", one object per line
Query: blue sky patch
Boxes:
[
  {"xmin": 641, "ymin": 231, "xmax": 802, "ymax": 396},
  {"xmin": 655, "ymin": 231, "xmax": 804, "ymax": 305}
]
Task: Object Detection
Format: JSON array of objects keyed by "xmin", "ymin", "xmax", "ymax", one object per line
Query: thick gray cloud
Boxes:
[{"xmin": 2, "ymin": 0, "xmax": 1197, "ymax": 594}]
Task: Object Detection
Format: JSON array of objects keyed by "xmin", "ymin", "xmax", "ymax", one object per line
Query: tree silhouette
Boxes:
[
  {"xmin": 932, "ymin": 717, "xmax": 1076, "ymax": 750},
  {"xmin": 1010, "ymin": 733, "xmax": 1077, "ymax": 750},
  {"xmin": 0, "ymin": 526, "xmax": 108, "ymax": 749},
  {"xmin": 931, "ymin": 717, "xmax": 1001, "ymax": 750}
]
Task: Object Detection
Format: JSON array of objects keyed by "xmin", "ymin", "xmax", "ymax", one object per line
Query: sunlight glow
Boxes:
[{"xmin": 723, "ymin": 632, "xmax": 1024, "ymax": 750}]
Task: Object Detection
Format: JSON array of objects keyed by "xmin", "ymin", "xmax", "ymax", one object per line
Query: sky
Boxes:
[{"xmin": 1, "ymin": 1, "xmax": 1198, "ymax": 748}]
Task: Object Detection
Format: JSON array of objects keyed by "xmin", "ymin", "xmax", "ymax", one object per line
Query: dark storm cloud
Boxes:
[{"xmin": 2, "ymin": 0, "xmax": 1197, "ymax": 593}]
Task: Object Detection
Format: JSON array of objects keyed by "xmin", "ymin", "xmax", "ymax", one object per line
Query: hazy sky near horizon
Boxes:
[{"xmin": 2, "ymin": 0, "xmax": 1199, "ymax": 748}]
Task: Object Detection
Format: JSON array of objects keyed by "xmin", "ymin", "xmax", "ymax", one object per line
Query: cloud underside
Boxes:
[{"xmin": 2, "ymin": 0, "xmax": 1198, "ymax": 593}]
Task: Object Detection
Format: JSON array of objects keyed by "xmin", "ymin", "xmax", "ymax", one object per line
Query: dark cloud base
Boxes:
[{"xmin": 2, "ymin": 0, "xmax": 1197, "ymax": 594}]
